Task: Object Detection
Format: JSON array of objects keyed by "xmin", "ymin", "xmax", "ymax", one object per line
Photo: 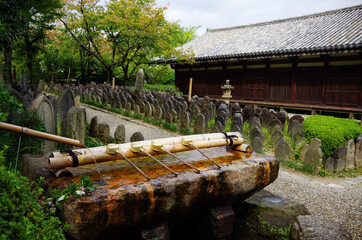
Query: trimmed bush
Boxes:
[
  {"xmin": 143, "ymin": 84, "xmax": 182, "ymax": 95},
  {"xmin": 0, "ymin": 150, "xmax": 65, "ymax": 239},
  {"xmin": 303, "ymin": 115, "xmax": 362, "ymax": 160}
]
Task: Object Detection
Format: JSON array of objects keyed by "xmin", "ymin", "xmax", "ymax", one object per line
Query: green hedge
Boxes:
[
  {"xmin": 303, "ymin": 115, "xmax": 362, "ymax": 160},
  {"xmin": 142, "ymin": 84, "xmax": 182, "ymax": 95},
  {"xmin": 0, "ymin": 153, "xmax": 65, "ymax": 239}
]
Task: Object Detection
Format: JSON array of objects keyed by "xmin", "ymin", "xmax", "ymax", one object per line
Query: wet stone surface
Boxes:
[{"xmin": 22, "ymin": 147, "xmax": 278, "ymax": 240}]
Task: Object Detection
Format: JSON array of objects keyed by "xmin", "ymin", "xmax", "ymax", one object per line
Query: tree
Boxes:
[
  {"xmin": 61, "ymin": 0, "xmax": 191, "ymax": 85},
  {"xmin": 19, "ymin": 0, "xmax": 63, "ymax": 83},
  {"xmin": 0, "ymin": 0, "xmax": 24, "ymax": 83},
  {"xmin": 0, "ymin": 0, "xmax": 62, "ymax": 84}
]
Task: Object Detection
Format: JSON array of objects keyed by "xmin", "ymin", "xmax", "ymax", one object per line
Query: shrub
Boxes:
[
  {"xmin": 143, "ymin": 64, "xmax": 175, "ymax": 85},
  {"xmin": 151, "ymin": 120, "xmax": 162, "ymax": 126},
  {"xmin": 143, "ymin": 116, "xmax": 152, "ymax": 123},
  {"xmin": 179, "ymin": 128, "xmax": 192, "ymax": 135},
  {"xmin": 303, "ymin": 115, "xmax": 362, "ymax": 160},
  {"xmin": 0, "ymin": 155, "xmax": 65, "ymax": 239},
  {"xmin": 105, "ymin": 106, "xmax": 123, "ymax": 114},
  {"xmin": 85, "ymin": 136, "xmax": 103, "ymax": 148},
  {"xmin": 0, "ymin": 85, "xmax": 23, "ymax": 121},
  {"xmin": 163, "ymin": 122, "xmax": 178, "ymax": 132},
  {"xmin": 133, "ymin": 113, "xmax": 142, "ymax": 119},
  {"xmin": 124, "ymin": 111, "xmax": 131, "ymax": 117},
  {"xmin": 142, "ymin": 84, "xmax": 182, "ymax": 95},
  {"xmin": 82, "ymin": 99, "xmax": 105, "ymax": 109},
  {"xmin": 0, "ymin": 112, "xmax": 46, "ymax": 170}
]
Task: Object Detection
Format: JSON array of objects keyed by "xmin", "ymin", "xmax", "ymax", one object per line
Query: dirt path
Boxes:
[{"xmin": 81, "ymin": 103, "xmax": 181, "ymax": 142}]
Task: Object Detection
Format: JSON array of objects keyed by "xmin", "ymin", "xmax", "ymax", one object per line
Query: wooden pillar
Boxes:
[
  {"xmin": 291, "ymin": 57, "xmax": 297, "ymax": 103},
  {"xmin": 188, "ymin": 78, "xmax": 193, "ymax": 101},
  {"xmin": 265, "ymin": 59, "xmax": 270, "ymax": 101},
  {"xmin": 322, "ymin": 55, "xmax": 329, "ymax": 105}
]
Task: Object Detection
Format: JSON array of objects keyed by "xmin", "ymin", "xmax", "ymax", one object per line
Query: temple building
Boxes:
[{"xmin": 162, "ymin": 5, "xmax": 362, "ymax": 113}]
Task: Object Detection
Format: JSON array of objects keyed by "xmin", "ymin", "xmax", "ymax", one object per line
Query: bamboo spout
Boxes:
[
  {"xmin": 0, "ymin": 122, "xmax": 85, "ymax": 148},
  {"xmin": 48, "ymin": 132, "xmax": 244, "ymax": 169}
]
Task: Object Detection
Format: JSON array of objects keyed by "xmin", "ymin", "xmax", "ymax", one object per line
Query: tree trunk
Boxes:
[
  {"xmin": 4, "ymin": 48, "xmax": 13, "ymax": 84},
  {"xmin": 79, "ymin": 48, "xmax": 86, "ymax": 84},
  {"xmin": 25, "ymin": 34, "xmax": 34, "ymax": 84},
  {"xmin": 107, "ymin": 66, "xmax": 113, "ymax": 83},
  {"xmin": 67, "ymin": 67, "xmax": 71, "ymax": 84}
]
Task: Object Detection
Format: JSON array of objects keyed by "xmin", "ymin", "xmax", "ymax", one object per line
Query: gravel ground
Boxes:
[
  {"xmin": 81, "ymin": 103, "xmax": 361, "ymax": 239},
  {"xmin": 81, "ymin": 103, "xmax": 180, "ymax": 142},
  {"xmin": 265, "ymin": 168, "xmax": 362, "ymax": 240}
]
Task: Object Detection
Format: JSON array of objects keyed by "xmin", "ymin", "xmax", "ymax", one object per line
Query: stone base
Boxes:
[
  {"xmin": 233, "ymin": 189, "xmax": 310, "ymax": 240},
  {"xmin": 292, "ymin": 215, "xmax": 352, "ymax": 240},
  {"xmin": 22, "ymin": 148, "xmax": 279, "ymax": 240}
]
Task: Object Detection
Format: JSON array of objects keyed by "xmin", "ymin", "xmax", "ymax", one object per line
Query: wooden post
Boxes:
[
  {"xmin": 188, "ymin": 78, "xmax": 193, "ymax": 101},
  {"xmin": 291, "ymin": 57, "xmax": 297, "ymax": 103},
  {"xmin": 112, "ymin": 77, "xmax": 115, "ymax": 89}
]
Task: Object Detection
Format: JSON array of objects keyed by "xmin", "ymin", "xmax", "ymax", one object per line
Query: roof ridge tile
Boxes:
[{"xmin": 207, "ymin": 5, "xmax": 362, "ymax": 33}]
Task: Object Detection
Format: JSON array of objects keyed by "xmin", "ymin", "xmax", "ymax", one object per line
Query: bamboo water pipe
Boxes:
[
  {"xmin": 48, "ymin": 135, "xmax": 243, "ymax": 169},
  {"xmin": 0, "ymin": 122, "xmax": 85, "ymax": 148},
  {"xmin": 51, "ymin": 132, "xmax": 243, "ymax": 157}
]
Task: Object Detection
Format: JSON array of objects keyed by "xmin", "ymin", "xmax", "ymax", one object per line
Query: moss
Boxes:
[
  {"xmin": 245, "ymin": 210, "xmax": 293, "ymax": 240},
  {"xmin": 258, "ymin": 219, "xmax": 292, "ymax": 240}
]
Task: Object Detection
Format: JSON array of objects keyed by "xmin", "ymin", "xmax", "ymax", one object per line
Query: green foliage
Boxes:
[
  {"xmin": 1, "ymin": 0, "xmax": 63, "ymax": 83},
  {"xmin": 49, "ymin": 176, "xmax": 96, "ymax": 210},
  {"xmin": 179, "ymin": 128, "xmax": 192, "ymax": 135},
  {"xmin": 279, "ymin": 158, "xmax": 314, "ymax": 175},
  {"xmin": 0, "ymin": 112, "xmax": 46, "ymax": 170},
  {"xmin": 124, "ymin": 111, "xmax": 131, "ymax": 117},
  {"xmin": 133, "ymin": 113, "xmax": 143, "ymax": 119},
  {"xmin": 0, "ymin": 85, "xmax": 23, "ymax": 121},
  {"xmin": 85, "ymin": 136, "xmax": 103, "ymax": 148},
  {"xmin": 303, "ymin": 115, "xmax": 362, "ymax": 160},
  {"xmin": 144, "ymin": 65, "xmax": 175, "ymax": 85},
  {"xmin": 224, "ymin": 117, "xmax": 232, "ymax": 132},
  {"xmin": 163, "ymin": 122, "xmax": 178, "ymax": 132},
  {"xmin": 143, "ymin": 116, "xmax": 152, "ymax": 123},
  {"xmin": 83, "ymin": 99, "xmax": 105, "ymax": 108},
  {"xmin": 105, "ymin": 106, "xmax": 123, "ymax": 114},
  {"xmin": 142, "ymin": 84, "xmax": 182, "ymax": 95},
  {"xmin": 151, "ymin": 120, "xmax": 162, "ymax": 126},
  {"xmin": 208, "ymin": 117, "xmax": 215, "ymax": 130},
  {"xmin": 0, "ymin": 163, "xmax": 65, "ymax": 239},
  {"xmin": 168, "ymin": 25, "xmax": 199, "ymax": 47}
]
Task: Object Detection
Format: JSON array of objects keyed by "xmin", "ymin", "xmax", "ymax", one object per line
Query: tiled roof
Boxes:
[{"xmin": 178, "ymin": 5, "xmax": 362, "ymax": 61}]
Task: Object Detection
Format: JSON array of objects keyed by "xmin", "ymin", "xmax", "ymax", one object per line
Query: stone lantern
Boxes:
[{"xmin": 221, "ymin": 79, "xmax": 234, "ymax": 103}]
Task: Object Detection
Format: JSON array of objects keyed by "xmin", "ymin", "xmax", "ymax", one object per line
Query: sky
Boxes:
[{"xmin": 155, "ymin": 0, "xmax": 362, "ymax": 35}]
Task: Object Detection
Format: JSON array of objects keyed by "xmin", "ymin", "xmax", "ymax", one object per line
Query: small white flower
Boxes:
[
  {"xmin": 57, "ymin": 195, "xmax": 65, "ymax": 202},
  {"xmin": 47, "ymin": 198, "xmax": 52, "ymax": 205},
  {"xmin": 75, "ymin": 190, "xmax": 85, "ymax": 196}
]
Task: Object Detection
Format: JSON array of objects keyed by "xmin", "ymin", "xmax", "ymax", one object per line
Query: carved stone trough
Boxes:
[{"xmin": 22, "ymin": 136, "xmax": 278, "ymax": 239}]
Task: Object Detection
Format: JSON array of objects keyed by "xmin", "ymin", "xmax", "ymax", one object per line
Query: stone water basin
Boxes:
[{"xmin": 23, "ymin": 146, "xmax": 279, "ymax": 239}]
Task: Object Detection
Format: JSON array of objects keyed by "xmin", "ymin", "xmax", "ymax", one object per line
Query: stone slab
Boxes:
[{"xmin": 22, "ymin": 148, "xmax": 279, "ymax": 240}]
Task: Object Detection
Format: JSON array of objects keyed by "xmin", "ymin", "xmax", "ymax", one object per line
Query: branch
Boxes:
[
  {"xmin": 79, "ymin": 0, "xmax": 105, "ymax": 65},
  {"xmin": 60, "ymin": 18, "xmax": 109, "ymax": 70}
]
